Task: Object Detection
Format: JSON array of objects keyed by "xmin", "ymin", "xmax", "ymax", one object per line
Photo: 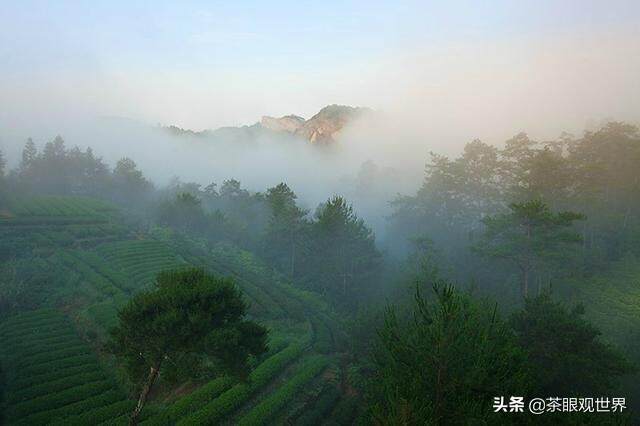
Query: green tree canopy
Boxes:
[
  {"xmin": 368, "ymin": 281, "xmax": 530, "ymax": 425},
  {"xmin": 112, "ymin": 157, "xmax": 153, "ymax": 205},
  {"xmin": 108, "ymin": 268, "xmax": 268, "ymax": 425},
  {"xmin": 511, "ymin": 293, "xmax": 633, "ymax": 396},
  {"xmin": 306, "ymin": 196, "xmax": 381, "ymax": 304},
  {"xmin": 0, "ymin": 148, "xmax": 6, "ymax": 178},
  {"xmin": 157, "ymin": 192, "xmax": 208, "ymax": 233},
  {"xmin": 264, "ymin": 183, "xmax": 308, "ymax": 278},
  {"xmin": 474, "ymin": 200, "xmax": 585, "ymax": 298}
]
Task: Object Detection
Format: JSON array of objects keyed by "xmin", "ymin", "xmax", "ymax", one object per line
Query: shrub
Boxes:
[
  {"xmin": 7, "ymin": 379, "xmax": 113, "ymax": 421},
  {"xmin": 143, "ymin": 377, "xmax": 235, "ymax": 426},
  {"xmin": 178, "ymin": 340, "xmax": 308, "ymax": 425},
  {"xmin": 295, "ymin": 386, "xmax": 341, "ymax": 426},
  {"xmin": 13, "ymin": 390, "xmax": 124, "ymax": 426},
  {"xmin": 20, "ymin": 354, "xmax": 97, "ymax": 378},
  {"xmin": 9, "ymin": 363, "xmax": 98, "ymax": 393},
  {"xmin": 49, "ymin": 399, "xmax": 134, "ymax": 426},
  {"xmin": 237, "ymin": 355, "xmax": 329, "ymax": 426},
  {"xmin": 8, "ymin": 371, "xmax": 106, "ymax": 404}
]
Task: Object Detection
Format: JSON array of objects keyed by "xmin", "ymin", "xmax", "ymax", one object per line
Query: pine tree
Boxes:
[
  {"xmin": 108, "ymin": 269, "xmax": 267, "ymax": 425},
  {"xmin": 20, "ymin": 138, "xmax": 37, "ymax": 174},
  {"xmin": 474, "ymin": 200, "xmax": 585, "ymax": 298},
  {"xmin": 264, "ymin": 183, "xmax": 307, "ymax": 278}
]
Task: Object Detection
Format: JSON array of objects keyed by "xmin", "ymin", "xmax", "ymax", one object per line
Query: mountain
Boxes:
[
  {"xmin": 164, "ymin": 104, "xmax": 371, "ymax": 145},
  {"xmin": 261, "ymin": 115, "xmax": 305, "ymax": 133},
  {"xmin": 294, "ymin": 104, "xmax": 370, "ymax": 144}
]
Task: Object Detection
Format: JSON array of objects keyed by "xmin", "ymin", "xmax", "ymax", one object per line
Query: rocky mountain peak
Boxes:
[
  {"xmin": 260, "ymin": 115, "xmax": 305, "ymax": 133},
  {"xmin": 165, "ymin": 104, "xmax": 371, "ymax": 145},
  {"xmin": 295, "ymin": 105, "xmax": 370, "ymax": 144}
]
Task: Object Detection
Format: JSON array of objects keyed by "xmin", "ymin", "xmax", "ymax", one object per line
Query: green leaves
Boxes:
[
  {"xmin": 108, "ymin": 268, "xmax": 268, "ymax": 384},
  {"xmin": 475, "ymin": 200, "xmax": 585, "ymax": 297},
  {"xmin": 237, "ymin": 355, "xmax": 330, "ymax": 426},
  {"xmin": 511, "ymin": 294, "xmax": 634, "ymax": 396},
  {"xmin": 369, "ymin": 282, "xmax": 530, "ymax": 425}
]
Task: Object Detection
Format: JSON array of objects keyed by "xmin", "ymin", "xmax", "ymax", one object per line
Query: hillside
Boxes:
[{"xmin": 0, "ymin": 196, "xmax": 354, "ymax": 425}]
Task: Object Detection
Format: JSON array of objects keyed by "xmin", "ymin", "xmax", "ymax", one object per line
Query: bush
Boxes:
[
  {"xmin": 9, "ymin": 363, "xmax": 98, "ymax": 393},
  {"xmin": 143, "ymin": 377, "xmax": 235, "ymax": 426},
  {"xmin": 178, "ymin": 340, "xmax": 308, "ymax": 425},
  {"xmin": 8, "ymin": 371, "xmax": 106, "ymax": 404},
  {"xmin": 7, "ymin": 379, "xmax": 113, "ymax": 421},
  {"xmin": 237, "ymin": 355, "xmax": 330, "ymax": 426},
  {"xmin": 295, "ymin": 386, "xmax": 341, "ymax": 426},
  {"xmin": 13, "ymin": 389, "xmax": 124, "ymax": 426},
  {"xmin": 324, "ymin": 395, "xmax": 359, "ymax": 426},
  {"xmin": 20, "ymin": 354, "xmax": 96, "ymax": 377},
  {"xmin": 14, "ymin": 344, "xmax": 90, "ymax": 370},
  {"xmin": 49, "ymin": 399, "xmax": 134, "ymax": 426}
]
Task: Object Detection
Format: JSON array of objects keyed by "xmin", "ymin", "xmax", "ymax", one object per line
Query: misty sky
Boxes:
[{"xmin": 1, "ymin": 0, "xmax": 640, "ymax": 153}]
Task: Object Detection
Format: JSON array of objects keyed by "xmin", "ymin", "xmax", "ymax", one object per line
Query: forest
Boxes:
[{"xmin": 0, "ymin": 121, "xmax": 639, "ymax": 424}]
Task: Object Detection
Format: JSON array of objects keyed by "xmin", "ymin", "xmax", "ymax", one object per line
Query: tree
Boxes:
[
  {"xmin": 157, "ymin": 193, "xmax": 207, "ymax": 233},
  {"xmin": 567, "ymin": 122, "xmax": 640, "ymax": 259},
  {"xmin": 368, "ymin": 281, "xmax": 530, "ymax": 424},
  {"xmin": 108, "ymin": 269, "xmax": 268, "ymax": 425},
  {"xmin": 0, "ymin": 148, "xmax": 6, "ymax": 209},
  {"xmin": 308, "ymin": 196, "xmax": 381, "ymax": 303},
  {"xmin": 203, "ymin": 182, "xmax": 218, "ymax": 197},
  {"xmin": 19, "ymin": 138, "xmax": 37, "ymax": 174},
  {"xmin": 0, "ymin": 148, "xmax": 6, "ymax": 178},
  {"xmin": 264, "ymin": 183, "xmax": 307, "ymax": 278},
  {"xmin": 213, "ymin": 179, "xmax": 267, "ymax": 247},
  {"xmin": 474, "ymin": 200, "xmax": 585, "ymax": 298},
  {"xmin": 387, "ymin": 139, "xmax": 503, "ymax": 266},
  {"xmin": 219, "ymin": 178, "xmax": 248, "ymax": 198},
  {"xmin": 511, "ymin": 293, "xmax": 633, "ymax": 396},
  {"xmin": 112, "ymin": 157, "xmax": 152, "ymax": 206},
  {"xmin": 516, "ymin": 146, "xmax": 571, "ymax": 209}
]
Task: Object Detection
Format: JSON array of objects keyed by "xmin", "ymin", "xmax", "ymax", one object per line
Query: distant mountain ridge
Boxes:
[{"xmin": 165, "ymin": 104, "xmax": 372, "ymax": 144}]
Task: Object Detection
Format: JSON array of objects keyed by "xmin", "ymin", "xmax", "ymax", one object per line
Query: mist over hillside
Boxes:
[
  {"xmin": 2, "ymin": 99, "xmax": 637, "ymax": 246},
  {"xmin": 2, "ymin": 2, "xmax": 640, "ymax": 424},
  {"xmin": 1, "ymin": 105, "xmax": 427, "ymax": 242}
]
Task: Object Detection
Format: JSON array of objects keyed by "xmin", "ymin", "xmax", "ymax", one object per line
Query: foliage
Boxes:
[
  {"xmin": 237, "ymin": 355, "xmax": 330, "ymax": 426},
  {"xmin": 49, "ymin": 400, "xmax": 136, "ymax": 426},
  {"xmin": 263, "ymin": 182, "xmax": 308, "ymax": 278},
  {"xmin": 108, "ymin": 268, "xmax": 268, "ymax": 422},
  {"xmin": 474, "ymin": 200, "xmax": 585, "ymax": 298},
  {"xmin": 511, "ymin": 293, "xmax": 634, "ymax": 396},
  {"xmin": 156, "ymin": 192, "xmax": 208, "ymax": 234},
  {"xmin": 303, "ymin": 196, "xmax": 382, "ymax": 306},
  {"xmin": 177, "ymin": 338, "xmax": 309, "ymax": 425},
  {"xmin": 295, "ymin": 385, "xmax": 342, "ymax": 426},
  {"xmin": 0, "ymin": 309, "xmax": 127, "ymax": 425},
  {"xmin": 143, "ymin": 376, "xmax": 235, "ymax": 425},
  {"xmin": 111, "ymin": 157, "xmax": 153, "ymax": 206},
  {"xmin": 367, "ymin": 281, "xmax": 530, "ymax": 425}
]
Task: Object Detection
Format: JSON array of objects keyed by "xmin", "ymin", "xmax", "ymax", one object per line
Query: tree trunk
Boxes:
[{"xmin": 129, "ymin": 361, "xmax": 161, "ymax": 426}]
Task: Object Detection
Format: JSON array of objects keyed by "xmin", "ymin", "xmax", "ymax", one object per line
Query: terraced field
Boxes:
[
  {"xmin": 0, "ymin": 196, "xmax": 353, "ymax": 425},
  {"xmin": 0, "ymin": 196, "xmax": 126, "ymax": 261},
  {"xmin": 0, "ymin": 310, "xmax": 131, "ymax": 425},
  {"xmin": 4, "ymin": 196, "xmax": 117, "ymax": 218},
  {"xmin": 96, "ymin": 240, "xmax": 188, "ymax": 290}
]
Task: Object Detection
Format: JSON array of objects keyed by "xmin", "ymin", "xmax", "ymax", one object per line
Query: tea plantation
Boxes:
[{"xmin": 0, "ymin": 196, "xmax": 350, "ymax": 424}]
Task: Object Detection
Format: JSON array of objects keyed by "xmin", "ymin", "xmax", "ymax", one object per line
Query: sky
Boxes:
[{"xmin": 1, "ymin": 0, "xmax": 640, "ymax": 153}]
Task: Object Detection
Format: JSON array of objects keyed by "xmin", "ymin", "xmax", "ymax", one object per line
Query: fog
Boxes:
[{"xmin": 1, "ymin": 31, "xmax": 639, "ymax": 238}]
